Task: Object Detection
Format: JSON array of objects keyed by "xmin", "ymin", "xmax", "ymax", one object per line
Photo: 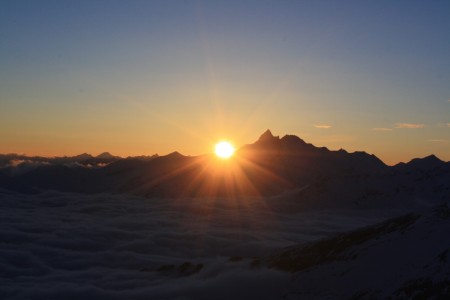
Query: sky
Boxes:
[{"xmin": 1, "ymin": 0, "xmax": 449, "ymax": 165}]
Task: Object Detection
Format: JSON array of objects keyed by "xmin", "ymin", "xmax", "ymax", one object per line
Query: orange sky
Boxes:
[{"xmin": 1, "ymin": 1, "xmax": 449, "ymax": 165}]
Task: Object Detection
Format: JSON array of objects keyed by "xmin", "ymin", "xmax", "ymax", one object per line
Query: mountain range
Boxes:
[{"xmin": 0, "ymin": 130, "xmax": 448, "ymax": 208}]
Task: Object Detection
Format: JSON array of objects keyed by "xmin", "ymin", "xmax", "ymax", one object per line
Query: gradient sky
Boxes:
[{"xmin": 1, "ymin": 0, "xmax": 449, "ymax": 164}]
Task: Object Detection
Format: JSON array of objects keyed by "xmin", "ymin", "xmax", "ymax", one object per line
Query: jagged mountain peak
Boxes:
[
  {"xmin": 257, "ymin": 129, "xmax": 280, "ymax": 143},
  {"xmin": 280, "ymin": 134, "xmax": 309, "ymax": 147},
  {"xmin": 165, "ymin": 151, "xmax": 185, "ymax": 158},
  {"xmin": 74, "ymin": 153, "xmax": 93, "ymax": 160},
  {"xmin": 421, "ymin": 154, "xmax": 442, "ymax": 162},
  {"xmin": 96, "ymin": 152, "xmax": 116, "ymax": 159},
  {"xmin": 403, "ymin": 154, "xmax": 444, "ymax": 169}
]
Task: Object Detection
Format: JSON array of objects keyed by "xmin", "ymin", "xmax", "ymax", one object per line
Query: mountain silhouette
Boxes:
[
  {"xmin": 96, "ymin": 152, "xmax": 117, "ymax": 159},
  {"xmin": 394, "ymin": 154, "xmax": 445, "ymax": 171},
  {"xmin": 238, "ymin": 130, "xmax": 386, "ymax": 186},
  {"xmin": 0, "ymin": 130, "xmax": 448, "ymax": 202}
]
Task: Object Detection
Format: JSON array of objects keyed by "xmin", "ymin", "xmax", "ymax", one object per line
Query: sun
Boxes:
[{"xmin": 215, "ymin": 141, "xmax": 235, "ymax": 159}]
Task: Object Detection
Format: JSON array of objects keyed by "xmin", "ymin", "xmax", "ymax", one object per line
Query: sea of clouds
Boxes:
[{"xmin": 0, "ymin": 189, "xmax": 404, "ymax": 299}]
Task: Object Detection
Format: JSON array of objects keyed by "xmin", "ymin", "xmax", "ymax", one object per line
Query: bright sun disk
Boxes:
[{"xmin": 215, "ymin": 141, "xmax": 235, "ymax": 159}]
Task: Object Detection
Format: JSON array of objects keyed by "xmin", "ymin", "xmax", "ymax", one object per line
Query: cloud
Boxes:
[
  {"xmin": 0, "ymin": 191, "xmax": 388, "ymax": 299},
  {"xmin": 394, "ymin": 123, "xmax": 425, "ymax": 129},
  {"xmin": 314, "ymin": 124, "xmax": 332, "ymax": 129},
  {"xmin": 429, "ymin": 139, "xmax": 448, "ymax": 143},
  {"xmin": 372, "ymin": 128, "xmax": 392, "ymax": 132},
  {"xmin": 2, "ymin": 160, "xmax": 51, "ymax": 176}
]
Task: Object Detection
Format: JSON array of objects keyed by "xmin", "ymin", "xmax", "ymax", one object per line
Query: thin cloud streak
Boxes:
[
  {"xmin": 395, "ymin": 123, "xmax": 425, "ymax": 129},
  {"xmin": 429, "ymin": 139, "xmax": 448, "ymax": 143},
  {"xmin": 314, "ymin": 124, "xmax": 332, "ymax": 129},
  {"xmin": 372, "ymin": 128, "xmax": 392, "ymax": 132}
]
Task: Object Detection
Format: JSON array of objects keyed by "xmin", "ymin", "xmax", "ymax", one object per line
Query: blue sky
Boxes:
[{"xmin": 1, "ymin": 0, "xmax": 449, "ymax": 164}]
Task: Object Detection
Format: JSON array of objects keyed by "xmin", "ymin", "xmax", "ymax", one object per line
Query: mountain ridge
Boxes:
[{"xmin": 0, "ymin": 130, "xmax": 448, "ymax": 201}]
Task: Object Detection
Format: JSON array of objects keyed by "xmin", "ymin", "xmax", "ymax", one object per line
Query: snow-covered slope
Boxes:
[{"xmin": 264, "ymin": 204, "xmax": 450, "ymax": 299}]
